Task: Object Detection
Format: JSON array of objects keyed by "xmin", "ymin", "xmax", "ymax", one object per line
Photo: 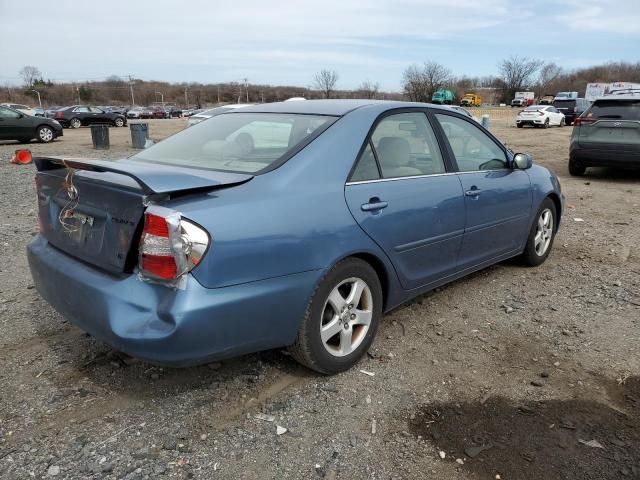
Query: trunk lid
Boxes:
[
  {"xmin": 34, "ymin": 157, "xmax": 252, "ymax": 273},
  {"xmin": 578, "ymin": 120, "xmax": 640, "ymax": 147}
]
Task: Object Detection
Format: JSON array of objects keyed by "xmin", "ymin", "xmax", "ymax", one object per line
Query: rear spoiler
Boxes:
[{"xmin": 34, "ymin": 157, "xmax": 253, "ymax": 196}]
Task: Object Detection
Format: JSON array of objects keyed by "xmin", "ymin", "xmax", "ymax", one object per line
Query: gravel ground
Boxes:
[{"xmin": 1, "ymin": 120, "xmax": 638, "ymax": 479}]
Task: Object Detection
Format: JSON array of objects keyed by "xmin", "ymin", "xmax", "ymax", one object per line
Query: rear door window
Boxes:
[
  {"xmin": 0, "ymin": 106, "xmax": 21, "ymax": 119},
  {"xmin": 585, "ymin": 100, "xmax": 640, "ymax": 121},
  {"xmin": 369, "ymin": 112, "xmax": 445, "ymax": 178}
]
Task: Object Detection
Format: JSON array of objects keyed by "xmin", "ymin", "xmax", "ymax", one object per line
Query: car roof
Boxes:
[{"xmin": 239, "ymin": 99, "xmax": 449, "ymax": 116}]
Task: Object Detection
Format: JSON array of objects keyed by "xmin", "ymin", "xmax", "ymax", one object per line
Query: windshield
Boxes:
[
  {"xmin": 585, "ymin": 99, "xmax": 640, "ymax": 120},
  {"xmin": 131, "ymin": 112, "xmax": 336, "ymax": 173}
]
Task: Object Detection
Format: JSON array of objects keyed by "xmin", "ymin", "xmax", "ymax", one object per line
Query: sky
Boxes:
[{"xmin": 1, "ymin": 0, "xmax": 639, "ymax": 91}]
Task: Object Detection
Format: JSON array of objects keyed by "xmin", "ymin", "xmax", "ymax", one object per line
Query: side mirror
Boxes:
[{"xmin": 513, "ymin": 153, "xmax": 533, "ymax": 170}]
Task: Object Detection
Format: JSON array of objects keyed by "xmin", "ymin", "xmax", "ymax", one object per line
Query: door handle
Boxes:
[
  {"xmin": 361, "ymin": 199, "xmax": 388, "ymax": 212},
  {"xmin": 465, "ymin": 188, "xmax": 481, "ymax": 197}
]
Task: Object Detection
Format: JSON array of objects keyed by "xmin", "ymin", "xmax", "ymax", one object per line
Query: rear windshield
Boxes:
[
  {"xmin": 585, "ymin": 99, "xmax": 640, "ymax": 121},
  {"xmin": 524, "ymin": 106, "xmax": 546, "ymax": 112},
  {"xmin": 130, "ymin": 113, "xmax": 336, "ymax": 173},
  {"xmin": 553, "ymin": 100, "xmax": 576, "ymax": 108}
]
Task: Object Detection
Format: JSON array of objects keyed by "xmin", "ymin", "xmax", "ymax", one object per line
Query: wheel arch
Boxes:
[
  {"xmin": 340, "ymin": 252, "xmax": 392, "ymax": 311},
  {"xmin": 546, "ymin": 192, "xmax": 562, "ymax": 228}
]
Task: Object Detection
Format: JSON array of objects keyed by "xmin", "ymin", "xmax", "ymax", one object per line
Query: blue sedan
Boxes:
[{"xmin": 27, "ymin": 100, "xmax": 563, "ymax": 374}]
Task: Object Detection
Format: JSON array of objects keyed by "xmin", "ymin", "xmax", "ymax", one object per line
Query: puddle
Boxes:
[{"xmin": 409, "ymin": 377, "xmax": 639, "ymax": 480}]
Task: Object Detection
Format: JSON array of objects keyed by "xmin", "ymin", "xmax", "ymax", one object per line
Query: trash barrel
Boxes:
[
  {"xmin": 90, "ymin": 125, "xmax": 110, "ymax": 150},
  {"xmin": 481, "ymin": 114, "xmax": 490, "ymax": 129},
  {"xmin": 130, "ymin": 123, "xmax": 149, "ymax": 149}
]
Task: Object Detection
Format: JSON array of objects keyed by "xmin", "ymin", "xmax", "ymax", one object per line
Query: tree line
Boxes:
[
  {"xmin": 403, "ymin": 58, "xmax": 640, "ymax": 104},
  {"xmin": 3, "ymin": 60, "xmax": 639, "ymax": 108}
]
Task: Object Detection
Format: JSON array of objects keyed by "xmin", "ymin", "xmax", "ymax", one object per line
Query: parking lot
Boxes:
[{"xmin": 0, "ymin": 120, "xmax": 638, "ymax": 479}]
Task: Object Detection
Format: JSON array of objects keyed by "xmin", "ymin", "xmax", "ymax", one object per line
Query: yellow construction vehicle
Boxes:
[{"xmin": 460, "ymin": 92, "xmax": 481, "ymax": 107}]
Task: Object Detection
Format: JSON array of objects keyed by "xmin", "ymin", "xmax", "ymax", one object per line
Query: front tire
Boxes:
[
  {"xmin": 520, "ymin": 198, "xmax": 556, "ymax": 267},
  {"xmin": 114, "ymin": 117, "xmax": 124, "ymax": 127},
  {"xmin": 70, "ymin": 117, "xmax": 81, "ymax": 129},
  {"xmin": 559, "ymin": 118, "xmax": 565, "ymax": 127},
  {"xmin": 37, "ymin": 125, "xmax": 54, "ymax": 143},
  {"xmin": 289, "ymin": 258, "xmax": 382, "ymax": 374}
]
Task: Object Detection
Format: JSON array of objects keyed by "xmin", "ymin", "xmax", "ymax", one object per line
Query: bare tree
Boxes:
[
  {"xmin": 402, "ymin": 61, "xmax": 451, "ymax": 102},
  {"xmin": 498, "ymin": 56, "xmax": 543, "ymax": 102},
  {"xmin": 357, "ymin": 80, "xmax": 379, "ymax": 99},
  {"xmin": 19, "ymin": 66, "xmax": 42, "ymax": 89},
  {"xmin": 402, "ymin": 65, "xmax": 429, "ymax": 102},
  {"xmin": 313, "ymin": 69, "xmax": 339, "ymax": 98},
  {"xmin": 422, "ymin": 61, "xmax": 451, "ymax": 100},
  {"xmin": 536, "ymin": 62, "xmax": 562, "ymax": 96}
]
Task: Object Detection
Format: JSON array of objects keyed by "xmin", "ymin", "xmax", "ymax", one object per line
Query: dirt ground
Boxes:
[{"xmin": 0, "ymin": 118, "xmax": 638, "ymax": 479}]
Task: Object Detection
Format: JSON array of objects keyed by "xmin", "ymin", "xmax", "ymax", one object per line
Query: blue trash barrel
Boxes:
[
  {"xmin": 90, "ymin": 125, "xmax": 110, "ymax": 150},
  {"xmin": 481, "ymin": 114, "xmax": 490, "ymax": 128},
  {"xmin": 130, "ymin": 123, "xmax": 149, "ymax": 149}
]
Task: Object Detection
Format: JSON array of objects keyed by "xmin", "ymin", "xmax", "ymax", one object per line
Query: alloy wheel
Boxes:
[
  {"xmin": 39, "ymin": 127, "xmax": 53, "ymax": 142},
  {"xmin": 534, "ymin": 208, "xmax": 553, "ymax": 256},
  {"xmin": 320, "ymin": 277, "xmax": 373, "ymax": 357}
]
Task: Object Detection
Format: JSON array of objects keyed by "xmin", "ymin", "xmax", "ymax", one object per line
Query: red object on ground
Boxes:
[{"xmin": 10, "ymin": 149, "xmax": 32, "ymax": 164}]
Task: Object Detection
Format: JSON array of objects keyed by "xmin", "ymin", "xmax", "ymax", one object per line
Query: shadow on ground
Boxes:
[{"xmin": 409, "ymin": 377, "xmax": 640, "ymax": 480}]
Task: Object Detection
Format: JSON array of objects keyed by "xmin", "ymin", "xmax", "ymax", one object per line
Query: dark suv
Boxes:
[
  {"xmin": 553, "ymin": 98, "xmax": 590, "ymax": 125},
  {"xmin": 569, "ymin": 95, "xmax": 640, "ymax": 176}
]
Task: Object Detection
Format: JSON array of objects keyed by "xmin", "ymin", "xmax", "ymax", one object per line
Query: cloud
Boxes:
[
  {"xmin": 553, "ymin": 0, "xmax": 640, "ymax": 34},
  {"xmin": 1, "ymin": 0, "xmax": 639, "ymax": 90}
]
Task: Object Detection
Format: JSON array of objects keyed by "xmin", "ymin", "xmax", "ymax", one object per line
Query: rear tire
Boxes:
[
  {"xmin": 70, "ymin": 117, "xmax": 81, "ymax": 129},
  {"xmin": 289, "ymin": 258, "xmax": 382, "ymax": 374},
  {"xmin": 516, "ymin": 123, "xmax": 523, "ymax": 128},
  {"xmin": 543, "ymin": 118, "xmax": 550, "ymax": 129},
  {"xmin": 569, "ymin": 157, "xmax": 586, "ymax": 176},
  {"xmin": 520, "ymin": 198, "xmax": 557, "ymax": 267}
]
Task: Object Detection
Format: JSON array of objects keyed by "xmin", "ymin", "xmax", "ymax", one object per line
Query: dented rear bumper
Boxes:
[{"xmin": 27, "ymin": 235, "xmax": 320, "ymax": 366}]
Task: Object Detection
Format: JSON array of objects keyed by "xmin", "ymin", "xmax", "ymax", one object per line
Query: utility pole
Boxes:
[
  {"xmin": 76, "ymin": 85, "xmax": 81, "ymax": 104},
  {"xmin": 217, "ymin": 85, "xmax": 220, "ymax": 104},
  {"xmin": 29, "ymin": 89, "xmax": 42, "ymax": 108},
  {"xmin": 244, "ymin": 78, "xmax": 249, "ymax": 102},
  {"xmin": 128, "ymin": 75, "xmax": 135, "ymax": 106},
  {"xmin": 184, "ymin": 86, "xmax": 188, "ymax": 107}
]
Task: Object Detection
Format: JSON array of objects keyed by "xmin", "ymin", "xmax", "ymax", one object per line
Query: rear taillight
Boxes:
[
  {"xmin": 573, "ymin": 117, "xmax": 596, "ymax": 126},
  {"xmin": 538, "ymin": 112, "xmax": 545, "ymax": 116},
  {"xmin": 55, "ymin": 111, "xmax": 62, "ymax": 119},
  {"xmin": 138, "ymin": 206, "xmax": 210, "ymax": 285}
]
